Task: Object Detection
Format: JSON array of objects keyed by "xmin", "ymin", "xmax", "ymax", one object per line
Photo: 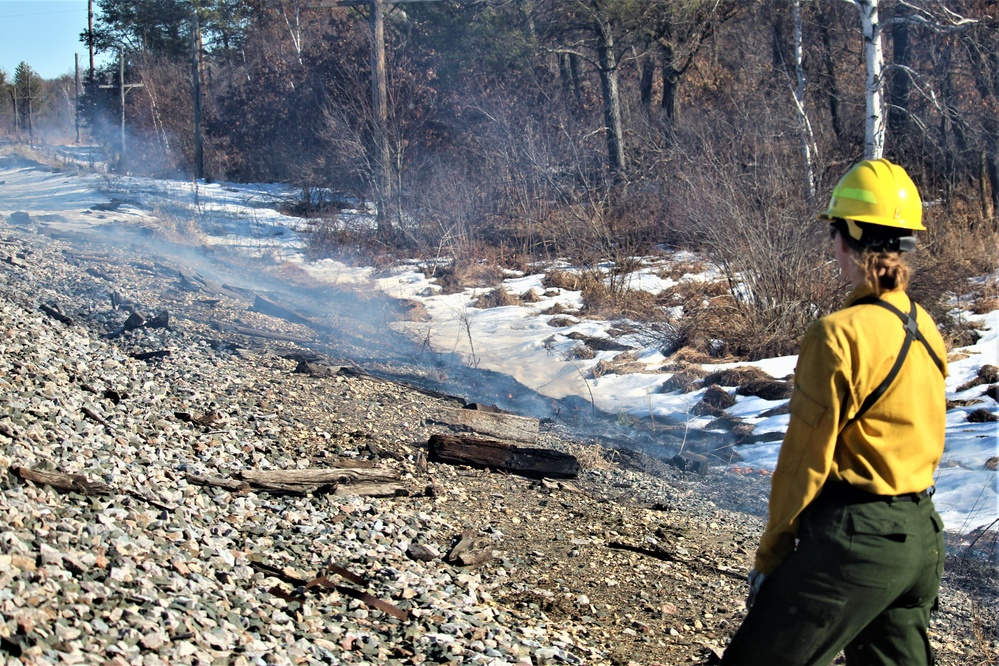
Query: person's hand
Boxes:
[{"xmin": 746, "ymin": 569, "xmax": 766, "ymax": 609}]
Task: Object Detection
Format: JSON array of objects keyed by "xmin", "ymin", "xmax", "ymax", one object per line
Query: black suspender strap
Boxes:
[{"xmin": 843, "ymin": 296, "xmax": 945, "ymax": 429}]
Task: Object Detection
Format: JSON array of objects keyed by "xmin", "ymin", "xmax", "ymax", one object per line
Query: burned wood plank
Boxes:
[
  {"xmin": 177, "ymin": 268, "xmax": 247, "ymax": 300},
  {"xmin": 443, "ymin": 407, "xmax": 540, "ymax": 444},
  {"xmin": 123, "ymin": 311, "xmax": 146, "ymax": 331},
  {"xmin": 293, "ymin": 359, "xmax": 342, "ymax": 377},
  {"xmin": 13, "ymin": 466, "xmax": 111, "ymax": 496},
  {"xmin": 131, "ymin": 350, "xmax": 171, "ymax": 362},
  {"xmin": 334, "ymin": 481, "xmax": 407, "ymax": 497},
  {"xmin": 427, "ymin": 434, "xmax": 579, "ymax": 479},
  {"xmin": 185, "ymin": 474, "xmax": 249, "ymax": 492},
  {"xmin": 250, "ymin": 294, "xmax": 314, "ymax": 327},
  {"xmin": 186, "ymin": 466, "xmax": 405, "ymax": 497},
  {"xmin": 225, "ymin": 324, "xmax": 313, "ymax": 344},
  {"xmin": 669, "ymin": 452, "xmax": 710, "ymax": 475},
  {"xmin": 39, "ymin": 303, "xmax": 73, "ymax": 325},
  {"xmin": 177, "ymin": 268, "xmax": 225, "ymax": 295},
  {"xmin": 239, "ymin": 467, "xmax": 400, "ymax": 487},
  {"xmin": 145, "ymin": 311, "xmax": 170, "ymax": 328},
  {"xmin": 3, "ymin": 254, "xmax": 28, "ymax": 268}
]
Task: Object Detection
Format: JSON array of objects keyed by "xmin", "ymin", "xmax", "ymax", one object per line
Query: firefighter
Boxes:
[{"xmin": 720, "ymin": 159, "xmax": 948, "ymax": 666}]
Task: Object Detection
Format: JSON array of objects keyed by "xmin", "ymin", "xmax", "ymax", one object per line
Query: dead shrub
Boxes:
[
  {"xmin": 544, "ymin": 269, "xmax": 669, "ymax": 321},
  {"xmin": 564, "ymin": 333, "xmax": 630, "ymax": 351},
  {"xmin": 760, "ymin": 402, "xmax": 791, "ymax": 418},
  {"xmin": 658, "ymin": 259, "xmax": 711, "ymax": 281},
  {"xmin": 663, "ymin": 347, "xmax": 719, "ymax": 367},
  {"xmin": 703, "ymin": 366, "xmax": 775, "ymax": 386},
  {"xmin": 957, "ymin": 365, "xmax": 999, "ymax": 392},
  {"xmin": 910, "ymin": 219, "xmax": 999, "ymax": 343},
  {"xmin": 521, "ymin": 288, "xmax": 542, "ymax": 303},
  {"xmin": 572, "ymin": 345, "xmax": 596, "ymax": 360},
  {"xmin": 428, "ymin": 261, "xmax": 509, "ymax": 295},
  {"xmin": 591, "ymin": 359, "xmax": 614, "ymax": 378},
  {"xmin": 548, "ymin": 316, "xmax": 577, "ymax": 328},
  {"xmin": 967, "ymin": 409, "xmax": 998, "ymax": 423},
  {"xmin": 474, "ymin": 287, "xmax": 521, "ymax": 309},
  {"xmin": 588, "ymin": 351, "xmax": 649, "ymax": 377},
  {"xmin": 391, "ymin": 299, "xmax": 430, "ymax": 322},
  {"xmin": 947, "ymin": 398, "xmax": 981, "ymax": 409},
  {"xmin": 986, "ymin": 385, "xmax": 998, "ymax": 402},
  {"xmin": 544, "ymin": 270, "xmax": 585, "ymax": 291},
  {"xmin": 980, "ymin": 365, "xmax": 999, "ymax": 383},
  {"xmin": 699, "ymin": 365, "xmax": 792, "ymax": 401},
  {"xmin": 659, "ymin": 372, "xmax": 703, "ymax": 393},
  {"xmin": 691, "ymin": 385, "xmax": 736, "ymax": 416},
  {"xmin": 541, "ymin": 302, "xmax": 577, "ymax": 316},
  {"xmin": 985, "ymin": 457, "xmax": 999, "ymax": 471},
  {"xmin": 738, "ymin": 380, "xmax": 793, "ymax": 401},
  {"xmin": 971, "ymin": 297, "xmax": 999, "ymax": 315}
]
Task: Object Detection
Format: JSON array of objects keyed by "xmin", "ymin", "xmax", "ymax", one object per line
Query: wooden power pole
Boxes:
[{"xmin": 100, "ymin": 47, "xmax": 143, "ymax": 171}]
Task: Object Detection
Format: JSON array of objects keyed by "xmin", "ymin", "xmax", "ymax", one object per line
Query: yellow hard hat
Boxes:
[{"xmin": 818, "ymin": 158, "xmax": 924, "ymax": 232}]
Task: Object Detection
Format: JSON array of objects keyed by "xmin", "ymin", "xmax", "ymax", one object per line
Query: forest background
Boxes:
[{"xmin": 2, "ymin": 0, "xmax": 998, "ymax": 361}]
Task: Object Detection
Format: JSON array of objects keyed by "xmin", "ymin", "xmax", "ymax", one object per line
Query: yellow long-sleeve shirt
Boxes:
[{"xmin": 754, "ymin": 285, "xmax": 948, "ymax": 575}]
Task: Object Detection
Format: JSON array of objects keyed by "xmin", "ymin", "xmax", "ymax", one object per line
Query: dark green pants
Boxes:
[{"xmin": 721, "ymin": 493, "xmax": 944, "ymax": 666}]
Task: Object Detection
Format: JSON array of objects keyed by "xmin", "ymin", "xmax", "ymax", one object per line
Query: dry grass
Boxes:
[
  {"xmin": 568, "ymin": 442, "xmax": 618, "ymax": 471},
  {"xmin": 544, "ymin": 270, "xmax": 589, "ymax": 291},
  {"xmin": 540, "ymin": 302, "xmax": 578, "ymax": 317},
  {"xmin": 473, "ymin": 286, "xmax": 521, "ymax": 309},
  {"xmin": 911, "ymin": 215, "xmax": 999, "ymax": 346},
  {"xmin": 657, "ymin": 259, "xmax": 711, "ymax": 281}
]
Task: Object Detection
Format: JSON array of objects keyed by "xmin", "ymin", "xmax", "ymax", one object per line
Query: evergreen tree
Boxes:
[{"xmin": 13, "ymin": 62, "xmax": 43, "ymax": 142}]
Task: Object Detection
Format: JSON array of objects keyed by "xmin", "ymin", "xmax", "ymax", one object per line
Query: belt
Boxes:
[{"xmin": 820, "ymin": 481, "xmax": 935, "ymax": 504}]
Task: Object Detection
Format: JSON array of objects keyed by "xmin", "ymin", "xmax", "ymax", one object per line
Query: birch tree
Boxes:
[
  {"xmin": 844, "ymin": 0, "xmax": 887, "ymax": 159},
  {"xmin": 791, "ymin": 0, "xmax": 818, "ymax": 201}
]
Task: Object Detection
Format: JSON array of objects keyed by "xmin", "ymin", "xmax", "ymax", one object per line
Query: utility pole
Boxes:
[
  {"xmin": 313, "ymin": 0, "xmax": 443, "ymax": 238},
  {"xmin": 99, "ymin": 47, "xmax": 143, "ymax": 172}
]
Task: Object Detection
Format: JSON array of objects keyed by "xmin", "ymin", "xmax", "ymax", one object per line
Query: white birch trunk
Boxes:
[
  {"xmin": 853, "ymin": 0, "xmax": 885, "ymax": 159},
  {"xmin": 282, "ymin": 1, "xmax": 304, "ymax": 67},
  {"xmin": 793, "ymin": 0, "xmax": 818, "ymax": 201}
]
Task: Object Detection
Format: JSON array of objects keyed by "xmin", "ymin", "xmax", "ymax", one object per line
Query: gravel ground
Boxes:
[{"xmin": 0, "ymin": 210, "xmax": 996, "ymax": 666}]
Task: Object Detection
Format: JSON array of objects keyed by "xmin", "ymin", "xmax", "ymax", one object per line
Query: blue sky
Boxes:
[{"xmin": 0, "ymin": 1, "xmax": 110, "ymax": 80}]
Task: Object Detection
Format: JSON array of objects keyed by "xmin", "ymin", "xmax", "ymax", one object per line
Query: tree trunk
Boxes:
[
  {"xmin": 638, "ymin": 49, "xmax": 654, "ymax": 110},
  {"xmin": 370, "ymin": 0, "xmax": 393, "ymax": 238},
  {"xmin": 192, "ymin": 7, "xmax": 204, "ymax": 180},
  {"xmin": 595, "ymin": 16, "xmax": 625, "ymax": 186},
  {"xmin": 816, "ymin": 4, "xmax": 844, "ymax": 145},
  {"xmin": 986, "ymin": 147, "xmax": 999, "ymax": 229},
  {"xmin": 792, "ymin": 0, "xmax": 817, "ymax": 203},
  {"xmin": 660, "ymin": 44, "xmax": 679, "ymax": 125},
  {"xmin": 887, "ymin": 2, "xmax": 911, "ymax": 146},
  {"xmin": 854, "ymin": 0, "xmax": 886, "ymax": 160}
]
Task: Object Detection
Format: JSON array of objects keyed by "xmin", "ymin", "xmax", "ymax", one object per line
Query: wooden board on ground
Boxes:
[
  {"xmin": 443, "ymin": 407, "xmax": 540, "ymax": 444},
  {"xmin": 428, "ymin": 434, "xmax": 578, "ymax": 479},
  {"xmin": 250, "ymin": 295, "xmax": 314, "ymax": 327},
  {"xmin": 187, "ymin": 465, "xmax": 404, "ymax": 497}
]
